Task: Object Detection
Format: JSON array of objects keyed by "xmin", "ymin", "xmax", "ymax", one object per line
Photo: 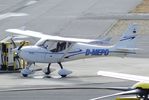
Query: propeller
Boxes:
[
  {"xmin": 10, "ymin": 37, "xmax": 26, "ymax": 69},
  {"xmin": 90, "ymin": 89, "xmax": 141, "ymax": 100},
  {"xmin": 93, "ymin": 87, "xmax": 132, "ymax": 91}
]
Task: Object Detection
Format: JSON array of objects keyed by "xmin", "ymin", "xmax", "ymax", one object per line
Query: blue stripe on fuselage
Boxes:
[{"xmin": 120, "ymin": 36, "xmax": 135, "ymax": 41}]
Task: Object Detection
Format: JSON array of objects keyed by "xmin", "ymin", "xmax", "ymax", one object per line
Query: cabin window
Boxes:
[
  {"xmin": 50, "ymin": 42, "xmax": 71, "ymax": 52},
  {"xmin": 39, "ymin": 40, "xmax": 71, "ymax": 52}
]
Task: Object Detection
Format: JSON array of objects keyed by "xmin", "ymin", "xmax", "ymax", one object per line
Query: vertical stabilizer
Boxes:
[{"xmin": 115, "ymin": 24, "xmax": 138, "ymax": 49}]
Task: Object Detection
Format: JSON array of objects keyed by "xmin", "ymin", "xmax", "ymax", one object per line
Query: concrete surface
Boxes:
[{"xmin": 0, "ymin": 81, "xmax": 136, "ymax": 100}]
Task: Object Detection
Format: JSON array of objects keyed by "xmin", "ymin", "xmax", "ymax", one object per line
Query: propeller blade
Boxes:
[
  {"xmin": 18, "ymin": 41, "xmax": 25, "ymax": 50},
  {"xmin": 95, "ymin": 87, "xmax": 132, "ymax": 91},
  {"xmin": 1, "ymin": 35, "xmax": 28, "ymax": 49},
  {"xmin": 90, "ymin": 89, "xmax": 141, "ymax": 100},
  {"xmin": 10, "ymin": 38, "xmax": 17, "ymax": 48},
  {"xmin": 14, "ymin": 57, "xmax": 21, "ymax": 70}
]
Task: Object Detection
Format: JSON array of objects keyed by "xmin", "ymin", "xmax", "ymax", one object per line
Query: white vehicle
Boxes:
[{"xmin": 6, "ymin": 24, "xmax": 138, "ymax": 77}]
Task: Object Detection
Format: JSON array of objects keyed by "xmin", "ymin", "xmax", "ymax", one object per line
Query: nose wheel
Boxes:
[
  {"xmin": 21, "ymin": 68, "xmax": 33, "ymax": 77},
  {"xmin": 21, "ymin": 63, "xmax": 33, "ymax": 77}
]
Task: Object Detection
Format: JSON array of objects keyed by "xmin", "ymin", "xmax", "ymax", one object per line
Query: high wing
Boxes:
[
  {"xmin": 6, "ymin": 29, "xmax": 95, "ymax": 43},
  {"xmin": 97, "ymin": 71, "xmax": 149, "ymax": 82}
]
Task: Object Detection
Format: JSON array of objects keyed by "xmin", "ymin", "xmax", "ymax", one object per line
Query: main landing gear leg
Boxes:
[
  {"xmin": 58, "ymin": 62, "xmax": 63, "ymax": 69},
  {"xmin": 42, "ymin": 63, "xmax": 52, "ymax": 75},
  {"xmin": 46, "ymin": 63, "xmax": 51, "ymax": 75},
  {"xmin": 58, "ymin": 62, "xmax": 72, "ymax": 77}
]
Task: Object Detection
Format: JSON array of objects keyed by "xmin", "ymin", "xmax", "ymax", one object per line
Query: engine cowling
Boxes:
[{"xmin": 132, "ymin": 82, "xmax": 149, "ymax": 89}]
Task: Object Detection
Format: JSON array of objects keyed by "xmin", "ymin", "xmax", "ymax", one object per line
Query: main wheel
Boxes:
[
  {"xmin": 61, "ymin": 75, "xmax": 67, "ymax": 78},
  {"xmin": 58, "ymin": 69, "xmax": 72, "ymax": 78},
  {"xmin": 42, "ymin": 67, "xmax": 51, "ymax": 75}
]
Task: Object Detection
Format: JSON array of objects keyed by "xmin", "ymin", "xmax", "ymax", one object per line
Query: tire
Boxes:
[
  {"xmin": 22, "ymin": 74, "xmax": 28, "ymax": 77},
  {"xmin": 61, "ymin": 75, "xmax": 67, "ymax": 77}
]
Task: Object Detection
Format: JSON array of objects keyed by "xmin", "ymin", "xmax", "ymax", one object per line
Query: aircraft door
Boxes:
[{"xmin": 44, "ymin": 41, "xmax": 71, "ymax": 63}]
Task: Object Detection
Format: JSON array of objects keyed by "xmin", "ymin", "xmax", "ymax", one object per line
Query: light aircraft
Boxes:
[
  {"xmin": 6, "ymin": 24, "xmax": 138, "ymax": 77},
  {"xmin": 90, "ymin": 71, "xmax": 149, "ymax": 100}
]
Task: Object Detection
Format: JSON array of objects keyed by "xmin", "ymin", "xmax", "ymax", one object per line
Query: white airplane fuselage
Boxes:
[
  {"xmin": 18, "ymin": 43, "xmax": 127, "ymax": 63},
  {"xmin": 5, "ymin": 24, "xmax": 138, "ymax": 77}
]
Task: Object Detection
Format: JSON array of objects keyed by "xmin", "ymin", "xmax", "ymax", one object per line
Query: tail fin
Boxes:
[{"xmin": 114, "ymin": 23, "xmax": 138, "ymax": 49}]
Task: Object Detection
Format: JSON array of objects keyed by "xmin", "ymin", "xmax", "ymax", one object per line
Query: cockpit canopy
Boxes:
[{"xmin": 37, "ymin": 39, "xmax": 71, "ymax": 52}]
